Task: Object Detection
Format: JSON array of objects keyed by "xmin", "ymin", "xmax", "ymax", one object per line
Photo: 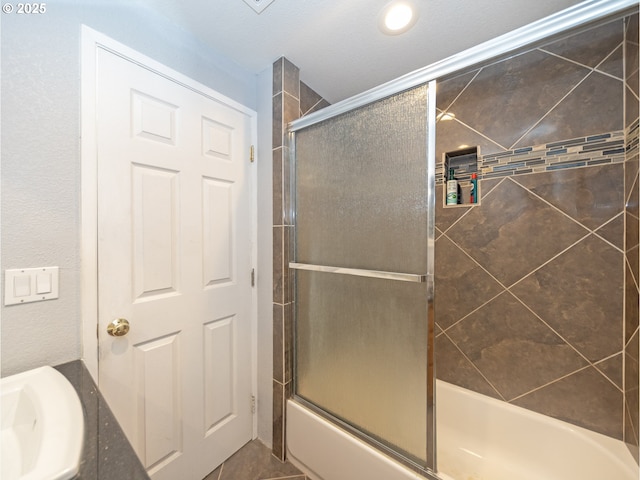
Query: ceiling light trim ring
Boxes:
[{"xmin": 379, "ymin": 1, "xmax": 419, "ymax": 35}]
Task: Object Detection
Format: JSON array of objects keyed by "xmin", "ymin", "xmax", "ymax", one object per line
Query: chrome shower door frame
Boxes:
[{"xmin": 288, "ymin": 80, "xmax": 438, "ymax": 477}]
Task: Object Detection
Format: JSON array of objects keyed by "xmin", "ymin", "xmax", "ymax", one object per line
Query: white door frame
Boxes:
[{"xmin": 80, "ymin": 25, "xmax": 259, "ymax": 437}]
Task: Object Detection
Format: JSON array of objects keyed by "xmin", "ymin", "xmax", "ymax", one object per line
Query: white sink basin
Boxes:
[{"xmin": 1, "ymin": 366, "xmax": 84, "ymax": 480}]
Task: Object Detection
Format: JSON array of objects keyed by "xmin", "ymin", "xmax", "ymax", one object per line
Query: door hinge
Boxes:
[
  {"xmin": 251, "ymin": 268, "xmax": 255, "ymax": 287},
  {"xmin": 250, "ymin": 145, "xmax": 255, "ymax": 163},
  {"xmin": 251, "ymin": 395, "xmax": 256, "ymax": 414}
]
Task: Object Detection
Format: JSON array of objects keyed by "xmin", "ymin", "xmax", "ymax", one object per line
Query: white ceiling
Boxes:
[{"xmin": 133, "ymin": 0, "xmax": 586, "ymax": 103}]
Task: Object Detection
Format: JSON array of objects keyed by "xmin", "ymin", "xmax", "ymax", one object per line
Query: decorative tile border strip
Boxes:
[
  {"xmin": 627, "ymin": 119, "xmax": 639, "ymax": 156},
  {"xmin": 436, "ymin": 130, "xmax": 626, "ymax": 184}
]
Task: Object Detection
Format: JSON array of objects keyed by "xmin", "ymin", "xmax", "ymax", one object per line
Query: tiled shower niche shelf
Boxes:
[{"xmin": 443, "ymin": 146, "xmax": 480, "ymax": 207}]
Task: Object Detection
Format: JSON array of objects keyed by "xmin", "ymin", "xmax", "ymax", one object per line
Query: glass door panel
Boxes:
[{"xmin": 292, "ymin": 83, "xmax": 435, "ymax": 472}]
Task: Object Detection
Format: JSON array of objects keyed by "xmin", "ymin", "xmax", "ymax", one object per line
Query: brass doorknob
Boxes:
[{"xmin": 107, "ymin": 318, "xmax": 130, "ymax": 337}]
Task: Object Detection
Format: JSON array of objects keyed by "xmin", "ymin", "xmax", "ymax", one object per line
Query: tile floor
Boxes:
[{"xmin": 203, "ymin": 439, "xmax": 308, "ymax": 480}]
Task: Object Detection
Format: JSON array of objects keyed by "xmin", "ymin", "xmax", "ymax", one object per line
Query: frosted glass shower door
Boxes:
[{"xmin": 291, "ymin": 84, "xmax": 435, "ymax": 472}]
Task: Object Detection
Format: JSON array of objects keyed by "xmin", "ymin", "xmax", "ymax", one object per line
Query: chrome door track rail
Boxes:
[{"xmin": 289, "ymin": 262, "xmax": 427, "ymax": 283}]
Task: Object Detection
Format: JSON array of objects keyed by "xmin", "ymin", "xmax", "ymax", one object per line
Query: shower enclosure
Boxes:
[
  {"xmin": 290, "ymin": 83, "xmax": 437, "ymax": 475},
  {"xmin": 281, "ymin": 1, "xmax": 639, "ymax": 479}
]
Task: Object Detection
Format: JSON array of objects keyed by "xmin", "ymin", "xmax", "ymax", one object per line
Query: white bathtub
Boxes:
[{"xmin": 287, "ymin": 380, "xmax": 638, "ymax": 480}]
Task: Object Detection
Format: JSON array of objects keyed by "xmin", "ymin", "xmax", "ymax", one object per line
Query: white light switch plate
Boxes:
[{"xmin": 4, "ymin": 267, "xmax": 59, "ymax": 306}]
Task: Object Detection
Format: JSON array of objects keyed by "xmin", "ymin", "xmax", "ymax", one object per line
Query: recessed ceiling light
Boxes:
[{"xmin": 379, "ymin": 1, "xmax": 418, "ymax": 35}]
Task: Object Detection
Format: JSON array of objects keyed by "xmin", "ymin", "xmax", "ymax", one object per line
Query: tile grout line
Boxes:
[
  {"xmin": 539, "ymin": 40, "xmax": 625, "ymax": 82},
  {"xmin": 438, "ymin": 68, "xmax": 483, "ymax": 116},
  {"xmin": 442, "ymin": 196, "xmax": 593, "ymax": 298},
  {"xmin": 438, "ymin": 228, "xmax": 510, "ymax": 284},
  {"xmin": 506, "ymin": 231, "xmax": 592, "ymax": 291},
  {"xmin": 508, "ymin": 363, "xmax": 593, "ymax": 403},
  {"xmin": 626, "ymin": 173, "xmax": 639, "ymax": 216},
  {"xmin": 507, "ymin": 286, "xmax": 596, "ymax": 365},
  {"xmin": 594, "ymin": 211, "xmax": 627, "ymax": 254},
  {"xmin": 508, "ymin": 175, "xmax": 616, "ymax": 240},
  {"xmin": 508, "ymin": 70, "xmax": 597, "ymax": 151},
  {"xmin": 444, "ymin": 221, "xmax": 623, "ymax": 392},
  {"xmin": 439, "ymin": 287, "xmax": 505, "ymax": 336},
  {"xmin": 625, "ymin": 405, "xmax": 636, "ymax": 445},
  {"xmin": 625, "ymin": 325, "xmax": 640, "ymax": 349},
  {"xmin": 447, "ymin": 116, "xmax": 510, "ymax": 153},
  {"xmin": 506, "ymin": 288, "xmax": 625, "ymax": 394},
  {"xmin": 594, "ymin": 38, "xmax": 626, "ymax": 80},
  {"xmin": 517, "ymin": 357, "xmax": 624, "ymax": 404},
  {"xmin": 440, "ymin": 329, "xmax": 507, "ymax": 402},
  {"xmin": 301, "ymin": 97, "xmax": 325, "ymax": 117}
]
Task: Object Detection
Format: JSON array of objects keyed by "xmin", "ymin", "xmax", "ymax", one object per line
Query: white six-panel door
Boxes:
[{"xmin": 96, "ymin": 47, "xmax": 254, "ymax": 480}]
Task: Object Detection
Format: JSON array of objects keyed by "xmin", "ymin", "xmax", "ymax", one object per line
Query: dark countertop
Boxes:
[{"xmin": 54, "ymin": 360, "xmax": 150, "ymax": 480}]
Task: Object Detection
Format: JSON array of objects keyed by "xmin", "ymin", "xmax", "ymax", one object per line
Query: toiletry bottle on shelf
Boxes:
[
  {"xmin": 470, "ymin": 172, "xmax": 478, "ymax": 204},
  {"xmin": 446, "ymin": 168, "xmax": 458, "ymax": 205}
]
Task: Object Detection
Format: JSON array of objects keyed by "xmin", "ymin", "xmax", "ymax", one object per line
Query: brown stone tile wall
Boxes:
[
  {"xmin": 624, "ymin": 13, "xmax": 639, "ymax": 456},
  {"xmin": 435, "ymin": 16, "xmax": 639, "ymax": 441},
  {"xmin": 272, "ymin": 57, "xmax": 329, "ymax": 461}
]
